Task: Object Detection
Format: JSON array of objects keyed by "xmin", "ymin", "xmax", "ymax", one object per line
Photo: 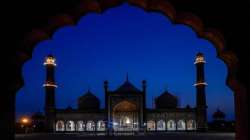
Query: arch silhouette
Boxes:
[{"xmin": 12, "ymin": 0, "xmax": 247, "ymax": 139}]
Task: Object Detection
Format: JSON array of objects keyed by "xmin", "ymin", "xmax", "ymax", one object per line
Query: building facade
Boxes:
[{"xmin": 43, "ymin": 53, "xmax": 207, "ymax": 134}]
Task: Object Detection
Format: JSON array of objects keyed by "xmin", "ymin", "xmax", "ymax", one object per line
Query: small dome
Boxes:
[
  {"xmin": 78, "ymin": 90, "xmax": 100, "ymax": 110},
  {"xmin": 155, "ymin": 90, "xmax": 178, "ymax": 109},
  {"xmin": 213, "ymin": 109, "xmax": 225, "ymax": 120}
]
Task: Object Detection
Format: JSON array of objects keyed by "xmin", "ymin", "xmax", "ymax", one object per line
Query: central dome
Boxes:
[
  {"xmin": 78, "ymin": 90, "xmax": 100, "ymax": 110},
  {"xmin": 155, "ymin": 90, "xmax": 178, "ymax": 109},
  {"xmin": 114, "ymin": 81, "xmax": 141, "ymax": 93}
]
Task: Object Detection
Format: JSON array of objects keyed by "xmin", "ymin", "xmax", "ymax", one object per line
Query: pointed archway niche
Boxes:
[{"xmin": 13, "ymin": 0, "xmax": 247, "ymax": 140}]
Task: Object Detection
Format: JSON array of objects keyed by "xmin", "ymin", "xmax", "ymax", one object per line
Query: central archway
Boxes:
[{"xmin": 113, "ymin": 101, "xmax": 138, "ymax": 131}]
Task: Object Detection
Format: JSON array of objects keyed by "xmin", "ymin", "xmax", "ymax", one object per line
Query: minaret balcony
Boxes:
[
  {"xmin": 44, "ymin": 57, "xmax": 57, "ymax": 66},
  {"xmin": 194, "ymin": 56, "xmax": 206, "ymax": 64},
  {"xmin": 43, "ymin": 82, "xmax": 57, "ymax": 88},
  {"xmin": 193, "ymin": 82, "xmax": 208, "ymax": 86}
]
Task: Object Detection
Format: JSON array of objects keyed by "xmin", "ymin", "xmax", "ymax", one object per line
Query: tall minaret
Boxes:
[
  {"xmin": 194, "ymin": 52, "xmax": 208, "ymax": 131},
  {"xmin": 142, "ymin": 80, "xmax": 147, "ymax": 127},
  {"xmin": 43, "ymin": 55, "xmax": 57, "ymax": 132},
  {"xmin": 104, "ymin": 80, "xmax": 108, "ymax": 110}
]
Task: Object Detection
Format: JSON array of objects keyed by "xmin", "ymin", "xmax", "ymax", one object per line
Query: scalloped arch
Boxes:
[
  {"xmin": 18, "ymin": 0, "xmax": 242, "ymax": 95},
  {"xmin": 12, "ymin": 1, "xmax": 249, "ymax": 140}
]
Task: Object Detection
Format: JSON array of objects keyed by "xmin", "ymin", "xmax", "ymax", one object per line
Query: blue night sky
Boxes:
[{"xmin": 16, "ymin": 4, "xmax": 235, "ymax": 121}]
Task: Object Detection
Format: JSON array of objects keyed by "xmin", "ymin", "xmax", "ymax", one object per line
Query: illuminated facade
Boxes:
[{"xmin": 44, "ymin": 53, "xmax": 207, "ymax": 134}]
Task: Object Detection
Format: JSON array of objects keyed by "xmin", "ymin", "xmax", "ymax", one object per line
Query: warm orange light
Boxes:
[
  {"xmin": 193, "ymin": 82, "xmax": 208, "ymax": 86},
  {"xmin": 194, "ymin": 56, "xmax": 206, "ymax": 64},
  {"xmin": 21, "ymin": 117, "xmax": 30, "ymax": 124},
  {"xmin": 43, "ymin": 83, "xmax": 58, "ymax": 88},
  {"xmin": 44, "ymin": 57, "xmax": 56, "ymax": 66}
]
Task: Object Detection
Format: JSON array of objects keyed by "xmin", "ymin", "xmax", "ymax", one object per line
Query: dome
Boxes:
[
  {"xmin": 114, "ymin": 80, "xmax": 141, "ymax": 93},
  {"xmin": 78, "ymin": 90, "xmax": 100, "ymax": 110},
  {"xmin": 213, "ymin": 109, "xmax": 225, "ymax": 120},
  {"xmin": 155, "ymin": 90, "xmax": 178, "ymax": 109}
]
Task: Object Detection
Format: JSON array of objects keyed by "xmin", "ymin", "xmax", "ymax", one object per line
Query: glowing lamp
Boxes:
[
  {"xmin": 194, "ymin": 55, "xmax": 206, "ymax": 64},
  {"xmin": 193, "ymin": 82, "xmax": 208, "ymax": 86},
  {"xmin": 21, "ymin": 117, "xmax": 30, "ymax": 124},
  {"xmin": 44, "ymin": 56, "xmax": 56, "ymax": 66},
  {"xmin": 43, "ymin": 83, "xmax": 58, "ymax": 88}
]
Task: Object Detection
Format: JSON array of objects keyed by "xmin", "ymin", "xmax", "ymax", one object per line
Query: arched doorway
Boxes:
[
  {"xmin": 55, "ymin": 120, "xmax": 65, "ymax": 131},
  {"xmin": 112, "ymin": 100, "xmax": 138, "ymax": 131},
  {"xmin": 97, "ymin": 120, "xmax": 106, "ymax": 131},
  {"xmin": 86, "ymin": 121, "xmax": 95, "ymax": 131},
  {"xmin": 177, "ymin": 120, "xmax": 186, "ymax": 131},
  {"xmin": 76, "ymin": 121, "xmax": 85, "ymax": 131},
  {"xmin": 187, "ymin": 120, "xmax": 196, "ymax": 130},
  {"xmin": 157, "ymin": 120, "xmax": 166, "ymax": 131},
  {"xmin": 65, "ymin": 120, "xmax": 75, "ymax": 131},
  {"xmin": 167, "ymin": 120, "xmax": 176, "ymax": 131},
  {"xmin": 147, "ymin": 120, "xmax": 156, "ymax": 131}
]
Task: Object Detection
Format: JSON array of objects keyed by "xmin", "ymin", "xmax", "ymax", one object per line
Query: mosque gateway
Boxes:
[{"xmin": 43, "ymin": 53, "xmax": 207, "ymax": 134}]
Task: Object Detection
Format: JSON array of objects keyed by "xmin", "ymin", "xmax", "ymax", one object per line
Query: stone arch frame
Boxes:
[{"xmin": 8, "ymin": 0, "xmax": 247, "ymax": 140}]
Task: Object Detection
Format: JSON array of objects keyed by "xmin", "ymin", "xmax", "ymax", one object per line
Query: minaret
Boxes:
[
  {"xmin": 104, "ymin": 80, "xmax": 110, "ymax": 132},
  {"xmin": 194, "ymin": 52, "xmax": 208, "ymax": 131},
  {"xmin": 43, "ymin": 55, "xmax": 57, "ymax": 132},
  {"xmin": 104, "ymin": 80, "xmax": 108, "ymax": 110},
  {"xmin": 142, "ymin": 80, "xmax": 147, "ymax": 127}
]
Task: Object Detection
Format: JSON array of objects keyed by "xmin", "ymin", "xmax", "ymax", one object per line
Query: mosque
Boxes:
[{"xmin": 43, "ymin": 53, "xmax": 208, "ymax": 134}]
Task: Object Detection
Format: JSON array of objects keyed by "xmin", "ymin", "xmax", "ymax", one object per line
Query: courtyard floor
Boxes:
[{"xmin": 16, "ymin": 132, "xmax": 235, "ymax": 140}]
